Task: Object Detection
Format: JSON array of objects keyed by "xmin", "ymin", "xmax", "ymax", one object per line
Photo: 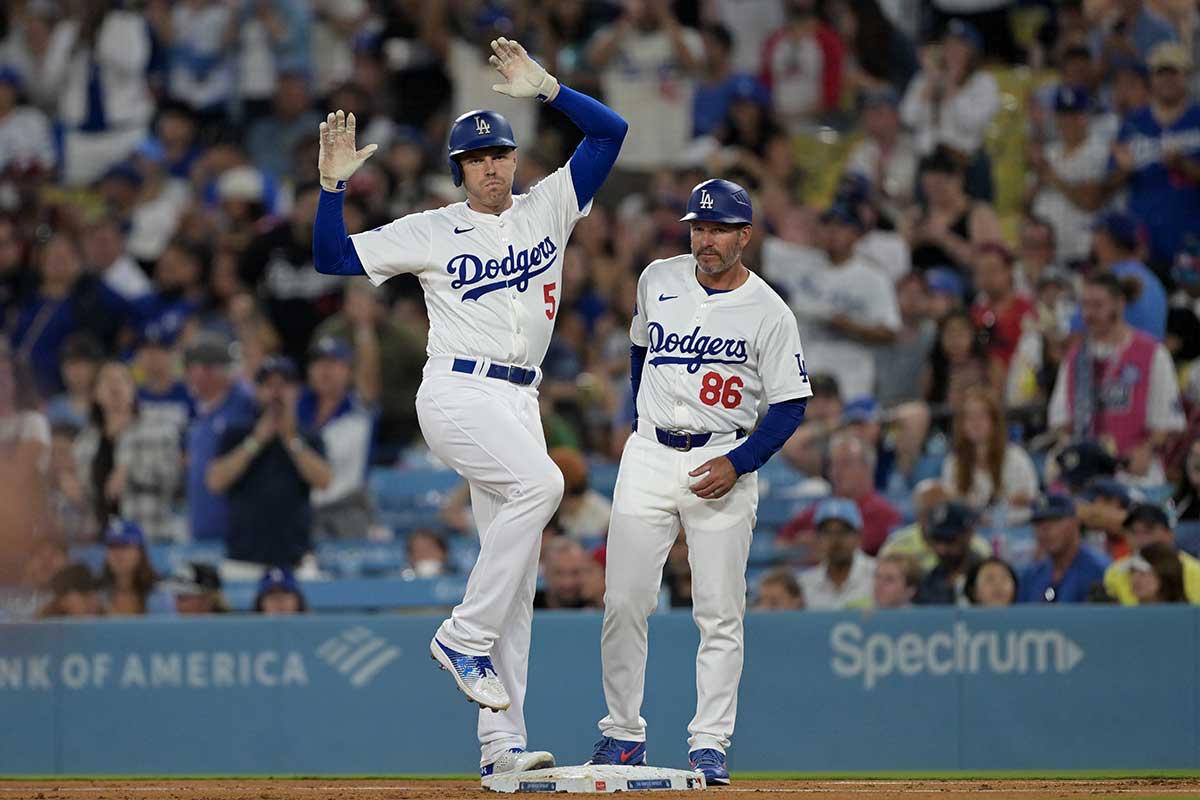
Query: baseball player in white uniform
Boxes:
[
  {"xmin": 586, "ymin": 180, "xmax": 811, "ymax": 785},
  {"xmin": 311, "ymin": 38, "xmax": 627, "ymax": 779}
]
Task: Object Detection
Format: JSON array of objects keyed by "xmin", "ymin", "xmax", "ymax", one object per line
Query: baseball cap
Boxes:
[
  {"xmin": 308, "ymin": 336, "xmax": 352, "ymax": 363},
  {"xmin": 815, "ymin": 497, "xmax": 863, "ymax": 530},
  {"xmin": 258, "ymin": 567, "xmax": 299, "ymax": 596},
  {"xmin": 1091, "ymin": 210, "xmax": 1141, "ymax": 251},
  {"xmin": 1124, "ymin": 502, "xmax": 1171, "ymax": 530},
  {"xmin": 1148, "ymin": 41, "xmax": 1192, "ymax": 72},
  {"xmin": 945, "ymin": 18, "xmax": 983, "ymax": 51},
  {"xmin": 161, "ymin": 562, "xmax": 222, "ymax": 597},
  {"xmin": 842, "ymin": 396, "xmax": 880, "ymax": 425},
  {"xmin": 139, "ymin": 316, "xmax": 185, "ymax": 349},
  {"xmin": 104, "ymin": 518, "xmax": 145, "ymax": 548},
  {"xmin": 1056, "ymin": 440, "xmax": 1122, "ymax": 490},
  {"xmin": 255, "ymin": 354, "xmax": 298, "ymax": 383},
  {"xmin": 835, "ymin": 172, "xmax": 872, "ymax": 207},
  {"xmin": 1081, "ymin": 476, "xmax": 1132, "ymax": 509},
  {"xmin": 1031, "ymin": 493, "xmax": 1077, "ymax": 523},
  {"xmin": 810, "ymin": 372, "xmax": 840, "ymax": 400},
  {"xmin": 184, "ymin": 331, "xmax": 233, "ymax": 366},
  {"xmin": 1111, "ymin": 54, "xmax": 1150, "ymax": 80},
  {"xmin": 925, "ymin": 266, "xmax": 965, "ymax": 298},
  {"xmin": 730, "ymin": 76, "xmax": 770, "ymax": 107},
  {"xmin": 217, "ymin": 166, "xmax": 265, "ymax": 203},
  {"xmin": 860, "ymin": 87, "xmax": 900, "ymax": 109},
  {"xmin": 0, "ymin": 64, "xmax": 24, "ymax": 92},
  {"xmin": 926, "ymin": 501, "xmax": 976, "ymax": 541},
  {"xmin": 1035, "ymin": 267, "xmax": 1073, "ymax": 290},
  {"xmin": 820, "ymin": 203, "xmax": 864, "ymax": 230},
  {"xmin": 1053, "ymin": 85, "xmax": 1091, "ymax": 113}
]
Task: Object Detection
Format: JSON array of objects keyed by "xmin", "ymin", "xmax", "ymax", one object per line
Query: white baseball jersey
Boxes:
[
  {"xmin": 631, "ymin": 255, "xmax": 813, "ymax": 434},
  {"xmin": 350, "ymin": 164, "xmax": 590, "ymax": 367}
]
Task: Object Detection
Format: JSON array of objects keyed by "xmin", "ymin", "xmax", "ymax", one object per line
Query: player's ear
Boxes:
[{"xmin": 739, "ymin": 225, "xmax": 753, "ymax": 247}]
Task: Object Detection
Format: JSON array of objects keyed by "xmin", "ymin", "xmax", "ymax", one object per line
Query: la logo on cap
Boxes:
[
  {"xmin": 475, "ymin": 116, "xmax": 491, "ymax": 135},
  {"xmin": 699, "ymin": 190, "xmax": 714, "ymax": 209}
]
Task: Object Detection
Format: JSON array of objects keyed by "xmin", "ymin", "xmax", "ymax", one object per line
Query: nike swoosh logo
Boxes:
[
  {"xmin": 620, "ymin": 749, "xmax": 637, "ymax": 763},
  {"xmin": 454, "ymin": 226, "xmax": 475, "ymax": 234},
  {"xmin": 658, "ymin": 294, "xmax": 678, "ymax": 301}
]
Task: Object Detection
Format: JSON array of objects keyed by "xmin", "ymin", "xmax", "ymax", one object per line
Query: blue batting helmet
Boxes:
[
  {"xmin": 447, "ymin": 109, "xmax": 518, "ymax": 187},
  {"xmin": 679, "ymin": 179, "xmax": 753, "ymax": 226}
]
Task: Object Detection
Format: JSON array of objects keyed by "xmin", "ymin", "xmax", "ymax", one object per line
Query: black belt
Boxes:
[
  {"xmin": 451, "ymin": 357, "xmax": 537, "ymax": 386},
  {"xmin": 635, "ymin": 421, "xmax": 746, "ymax": 452}
]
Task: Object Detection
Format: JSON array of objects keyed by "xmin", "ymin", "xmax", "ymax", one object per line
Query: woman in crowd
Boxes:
[
  {"xmin": 1130, "ymin": 543, "xmax": 1187, "ymax": 604},
  {"xmin": 923, "ymin": 310, "xmax": 1004, "ymax": 416},
  {"xmin": 941, "ymin": 386, "xmax": 1038, "ymax": 519},
  {"xmin": 964, "ymin": 557, "xmax": 1019, "ymax": 607},
  {"xmin": 905, "ymin": 148, "xmax": 1003, "ymax": 278},
  {"xmin": 98, "ymin": 518, "xmax": 173, "ymax": 615},
  {"xmin": 74, "ymin": 360, "xmax": 184, "ymax": 542},
  {"xmin": 1173, "ymin": 436, "xmax": 1200, "ymax": 523},
  {"xmin": 900, "ymin": 20, "xmax": 999, "ymax": 199}
]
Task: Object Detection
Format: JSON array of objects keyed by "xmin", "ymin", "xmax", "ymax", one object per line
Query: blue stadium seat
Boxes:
[
  {"xmin": 589, "ymin": 460, "xmax": 620, "ymax": 498},
  {"xmin": 369, "ymin": 467, "xmax": 461, "ymax": 513}
]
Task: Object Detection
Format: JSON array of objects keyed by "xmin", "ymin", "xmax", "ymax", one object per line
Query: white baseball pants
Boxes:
[
  {"xmin": 598, "ymin": 430, "xmax": 757, "ymax": 754},
  {"xmin": 415, "ymin": 358, "xmax": 564, "ymax": 765}
]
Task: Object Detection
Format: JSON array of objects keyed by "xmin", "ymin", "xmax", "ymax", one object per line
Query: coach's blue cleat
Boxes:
[
  {"xmin": 481, "ymin": 748, "xmax": 555, "ymax": 778},
  {"xmin": 430, "ymin": 637, "xmax": 511, "ymax": 711},
  {"xmin": 689, "ymin": 748, "xmax": 729, "ymax": 785},
  {"xmin": 586, "ymin": 736, "xmax": 646, "ymax": 766}
]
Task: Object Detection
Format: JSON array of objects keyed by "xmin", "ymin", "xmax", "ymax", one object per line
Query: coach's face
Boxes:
[
  {"xmin": 691, "ymin": 221, "xmax": 751, "ymax": 275},
  {"xmin": 459, "ymin": 146, "xmax": 517, "ymax": 210}
]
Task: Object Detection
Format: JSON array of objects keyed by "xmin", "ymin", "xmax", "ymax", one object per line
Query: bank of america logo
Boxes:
[{"xmin": 316, "ymin": 627, "xmax": 401, "ymax": 688}]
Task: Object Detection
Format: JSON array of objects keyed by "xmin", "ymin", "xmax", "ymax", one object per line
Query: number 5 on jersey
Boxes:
[
  {"xmin": 544, "ymin": 282, "xmax": 557, "ymax": 320},
  {"xmin": 700, "ymin": 371, "xmax": 743, "ymax": 408}
]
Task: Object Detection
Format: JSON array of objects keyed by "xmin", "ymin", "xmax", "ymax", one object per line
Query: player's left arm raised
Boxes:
[{"xmin": 489, "ymin": 37, "xmax": 627, "ymax": 210}]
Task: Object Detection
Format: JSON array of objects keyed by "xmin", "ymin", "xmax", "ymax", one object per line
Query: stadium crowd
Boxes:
[{"xmin": 2, "ymin": 0, "xmax": 1200, "ymax": 620}]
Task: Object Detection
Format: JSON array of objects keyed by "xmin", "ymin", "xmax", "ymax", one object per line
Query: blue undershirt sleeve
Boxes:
[
  {"xmin": 630, "ymin": 344, "xmax": 648, "ymax": 426},
  {"xmin": 312, "ymin": 189, "xmax": 367, "ymax": 276},
  {"xmin": 549, "ymin": 85, "xmax": 628, "ymax": 210},
  {"xmin": 724, "ymin": 398, "xmax": 808, "ymax": 476}
]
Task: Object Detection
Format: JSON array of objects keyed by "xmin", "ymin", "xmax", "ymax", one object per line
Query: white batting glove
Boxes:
[
  {"xmin": 318, "ymin": 109, "xmax": 378, "ymax": 193},
  {"xmin": 489, "ymin": 37, "xmax": 559, "ymax": 101}
]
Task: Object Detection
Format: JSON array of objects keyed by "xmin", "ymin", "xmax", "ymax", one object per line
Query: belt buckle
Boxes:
[
  {"xmin": 670, "ymin": 430, "xmax": 692, "ymax": 452},
  {"xmin": 507, "ymin": 366, "xmax": 524, "ymax": 384}
]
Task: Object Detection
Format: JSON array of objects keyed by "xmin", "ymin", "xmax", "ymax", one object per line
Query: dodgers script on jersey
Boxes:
[
  {"xmin": 349, "ymin": 164, "xmax": 590, "ymax": 367},
  {"xmin": 631, "ymin": 255, "xmax": 813, "ymax": 433}
]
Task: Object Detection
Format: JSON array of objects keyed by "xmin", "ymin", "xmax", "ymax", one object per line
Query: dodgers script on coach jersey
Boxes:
[
  {"xmin": 350, "ymin": 165, "xmax": 590, "ymax": 367},
  {"xmin": 632, "ymin": 255, "xmax": 813, "ymax": 433}
]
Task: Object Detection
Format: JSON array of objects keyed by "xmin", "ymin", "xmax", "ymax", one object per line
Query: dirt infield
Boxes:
[{"xmin": 2, "ymin": 779, "xmax": 1200, "ymax": 800}]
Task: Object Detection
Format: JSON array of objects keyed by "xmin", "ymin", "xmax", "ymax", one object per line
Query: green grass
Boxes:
[{"xmin": 4, "ymin": 770, "xmax": 1200, "ymax": 781}]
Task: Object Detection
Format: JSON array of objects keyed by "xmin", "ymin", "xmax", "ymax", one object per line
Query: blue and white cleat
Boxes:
[
  {"xmin": 689, "ymin": 748, "xmax": 730, "ymax": 786},
  {"xmin": 586, "ymin": 736, "xmax": 647, "ymax": 766},
  {"xmin": 430, "ymin": 637, "xmax": 510, "ymax": 711},
  {"xmin": 480, "ymin": 748, "xmax": 556, "ymax": 778}
]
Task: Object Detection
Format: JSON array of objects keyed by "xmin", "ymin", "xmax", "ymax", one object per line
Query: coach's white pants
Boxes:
[
  {"xmin": 415, "ymin": 364, "xmax": 564, "ymax": 766},
  {"xmin": 598, "ymin": 432, "xmax": 757, "ymax": 754}
]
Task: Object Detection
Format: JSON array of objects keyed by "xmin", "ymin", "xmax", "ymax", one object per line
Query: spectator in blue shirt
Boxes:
[
  {"xmin": 1018, "ymin": 494, "xmax": 1111, "ymax": 603},
  {"xmin": 184, "ymin": 331, "xmax": 256, "ymax": 542},
  {"xmin": 1107, "ymin": 43, "xmax": 1200, "ymax": 269},
  {"xmin": 1072, "ymin": 210, "xmax": 1168, "ymax": 340},
  {"xmin": 134, "ymin": 319, "xmax": 195, "ymax": 435},
  {"xmin": 1095, "ymin": 0, "xmax": 1179, "ymax": 65},
  {"xmin": 10, "ymin": 233, "xmax": 135, "ymax": 397},
  {"xmin": 692, "ymin": 25, "xmax": 759, "ymax": 138}
]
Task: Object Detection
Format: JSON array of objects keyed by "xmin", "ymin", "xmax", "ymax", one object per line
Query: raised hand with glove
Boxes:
[
  {"xmin": 488, "ymin": 37, "xmax": 559, "ymax": 101},
  {"xmin": 318, "ymin": 109, "xmax": 378, "ymax": 193}
]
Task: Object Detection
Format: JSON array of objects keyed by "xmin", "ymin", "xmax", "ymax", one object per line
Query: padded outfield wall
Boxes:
[{"xmin": 0, "ymin": 607, "xmax": 1195, "ymax": 774}]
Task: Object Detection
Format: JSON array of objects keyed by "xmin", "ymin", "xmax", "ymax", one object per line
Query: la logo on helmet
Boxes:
[
  {"xmin": 699, "ymin": 190, "xmax": 714, "ymax": 209},
  {"xmin": 475, "ymin": 116, "xmax": 491, "ymax": 135}
]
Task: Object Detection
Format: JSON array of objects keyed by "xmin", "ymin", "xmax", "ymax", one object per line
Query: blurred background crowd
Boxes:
[{"xmin": 2, "ymin": 0, "xmax": 1200, "ymax": 620}]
